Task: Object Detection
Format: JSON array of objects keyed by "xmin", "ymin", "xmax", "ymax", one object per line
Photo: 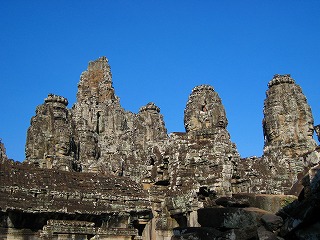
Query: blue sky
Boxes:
[{"xmin": 0, "ymin": 1, "xmax": 319, "ymax": 161}]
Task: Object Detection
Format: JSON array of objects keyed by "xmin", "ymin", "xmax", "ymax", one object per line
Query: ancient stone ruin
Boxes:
[{"xmin": 1, "ymin": 57, "xmax": 320, "ymax": 239}]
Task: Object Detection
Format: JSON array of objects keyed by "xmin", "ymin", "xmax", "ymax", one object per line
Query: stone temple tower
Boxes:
[
  {"xmin": 260, "ymin": 74, "xmax": 318, "ymax": 194},
  {"xmin": 76, "ymin": 56, "xmax": 115, "ymax": 104},
  {"xmin": 71, "ymin": 57, "xmax": 167, "ymax": 176},
  {"xmin": 184, "ymin": 85, "xmax": 229, "ymax": 141},
  {"xmin": 179, "ymin": 85, "xmax": 240, "ymax": 196},
  {"xmin": 263, "ymin": 74, "xmax": 317, "ymax": 159},
  {"xmin": 25, "ymin": 94, "xmax": 76, "ymax": 170},
  {"xmin": 25, "ymin": 57, "xmax": 168, "ymax": 179}
]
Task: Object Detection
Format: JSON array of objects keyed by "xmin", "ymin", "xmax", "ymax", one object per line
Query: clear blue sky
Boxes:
[{"xmin": 0, "ymin": 1, "xmax": 319, "ymax": 162}]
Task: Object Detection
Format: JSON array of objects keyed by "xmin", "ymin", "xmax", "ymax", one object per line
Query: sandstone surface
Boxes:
[{"xmin": 1, "ymin": 57, "xmax": 319, "ymax": 239}]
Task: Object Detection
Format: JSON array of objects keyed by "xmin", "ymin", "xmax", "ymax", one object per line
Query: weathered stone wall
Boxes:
[
  {"xmin": 25, "ymin": 59, "xmax": 319, "ymax": 198},
  {"xmin": 26, "ymin": 57, "xmax": 168, "ymax": 184},
  {"xmin": 72, "ymin": 58, "xmax": 168, "ymax": 182},
  {"xmin": 0, "ymin": 158, "xmax": 151, "ymax": 239},
  {"xmin": 2, "ymin": 57, "xmax": 319, "ymax": 239}
]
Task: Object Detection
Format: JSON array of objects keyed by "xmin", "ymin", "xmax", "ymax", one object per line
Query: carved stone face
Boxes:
[
  {"xmin": 306, "ymin": 121, "xmax": 314, "ymax": 138},
  {"xmin": 52, "ymin": 105, "xmax": 68, "ymax": 120},
  {"xmin": 184, "ymin": 85, "xmax": 228, "ymax": 132},
  {"xmin": 215, "ymin": 108, "xmax": 227, "ymax": 128},
  {"xmin": 263, "ymin": 75, "xmax": 317, "ymax": 156}
]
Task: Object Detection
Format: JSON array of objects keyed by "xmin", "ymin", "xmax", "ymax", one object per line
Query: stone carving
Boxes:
[
  {"xmin": 184, "ymin": 85, "xmax": 228, "ymax": 133},
  {"xmin": 76, "ymin": 56, "xmax": 115, "ymax": 103},
  {"xmin": 169, "ymin": 84, "xmax": 240, "ymax": 196},
  {"xmin": 260, "ymin": 74, "xmax": 318, "ymax": 194},
  {"xmin": 1, "ymin": 57, "xmax": 319, "ymax": 239},
  {"xmin": 263, "ymin": 74, "xmax": 317, "ymax": 158},
  {"xmin": 25, "ymin": 93, "xmax": 76, "ymax": 171},
  {"xmin": 26, "ymin": 57, "xmax": 168, "ymax": 183}
]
